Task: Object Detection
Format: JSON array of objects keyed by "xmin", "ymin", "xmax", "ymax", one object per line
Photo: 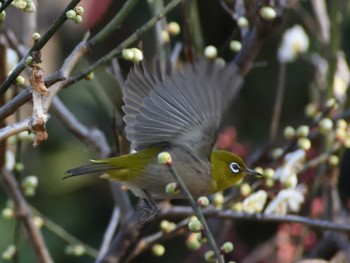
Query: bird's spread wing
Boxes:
[{"xmin": 122, "ymin": 59, "xmax": 243, "ymax": 160}]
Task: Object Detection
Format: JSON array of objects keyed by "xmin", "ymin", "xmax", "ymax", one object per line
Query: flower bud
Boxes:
[
  {"xmin": 15, "ymin": 76, "xmax": 25, "ymax": 85},
  {"xmin": 75, "ymin": 6, "xmax": 84, "ymax": 15},
  {"xmin": 197, "ymin": 196, "xmax": 210, "ymax": 207},
  {"xmin": 188, "ymin": 218, "xmax": 202, "ymax": 232},
  {"xmin": 263, "ymin": 168, "xmax": 275, "ymax": 179},
  {"xmin": 152, "ymin": 244, "xmax": 165, "ymax": 257},
  {"xmin": 336, "ymin": 119, "xmax": 347, "ymax": 130},
  {"xmin": 260, "ymin": 6, "xmax": 277, "ymax": 20},
  {"xmin": 297, "ymin": 138, "xmax": 311, "ymax": 151},
  {"xmin": 65, "ymin": 244, "xmax": 85, "ymax": 256},
  {"xmin": 213, "ymin": 193, "xmax": 224, "ymax": 208},
  {"xmin": 2, "ymin": 245, "xmax": 16, "ymax": 260},
  {"xmin": 33, "ymin": 216, "xmax": 44, "ymax": 228},
  {"xmin": 221, "ymin": 241, "xmax": 234, "ymax": 254},
  {"xmin": 272, "ymin": 148, "xmax": 284, "ymax": 159},
  {"xmin": 305, "ymin": 103, "xmax": 318, "ymax": 118},
  {"xmin": 328, "ymin": 155, "xmax": 339, "ymax": 167},
  {"xmin": 165, "ymin": 182, "xmax": 179, "ymax": 195},
  {"xmin": 240, "ymin": 183, "xmax": 251, "ymax": 197},
  {"xmin": 204, "ymin": 250, "xmax": 216, "ymax": 263},
  {"xmin": 265, "ymin": 178, "xmax": 274, "ymax": 188},
  {"xmin": 326, "ymin": 98, "xmax": 337, "ymax": 108},
  {"xmin": 22, "ymin": 175, "xmax": 38, "ymax": 188},
  {"xmin": 14, "ymin": 162, "xmax": 25, "ymax": 173},
  {"xmin": 85, "ymin": 72, "xmax": 94, "ymax": 80},
  {"xmin": 186, "ymin": 233, "xmax": 202, "ymax": 250},
  {"xmin": 2, "ymin": 208, "xmax": 14, "ymax": 219},
  {"xmin": 160, "ymin": 220, "xmax": 176, "ymax": 233},
  {"xmin": 319, "ymin": 118, "xmax": 333, "ymax": 134},
  {"xmin": 130, "ymin": 48, "xmax": 143, "ymax": 62},
  {"xmin": 167, "ymin": 22, "xmax": 181, "ymax": 36},
  {"xmin": 161, "ymin": 30, "xmax": 170, "ymax": 43},
  {"xmin": 231, "ymin": 202, "xmax": 243, "ymax": 212},
  {"xmin": 122, "ymin": 49, "xmax": 134, "ymax": 61},
  {"xmin": 204, "ymin": 45, "xmax": 217, "ymax": 59},
  {"xmin": 0, "ymin": 11, "xmax": 6, "ymax": 22},
  {"xmin": 254, "ymin": 166, "xmax": 264, "ymax": 175},
  {"xmin": 74, "ymin": 15, "xmax": 83, "ymax": 24},
  {"xmin": 32, "ymin": 32, "xmax": 41, "ymax": 41},
  {"xmin": 237, "ymin": 17, "xmax": 249, "ymax": 28},
  {"xmin": 296, "ymin": 125, "xmax": 310, "ymax": 138},
  {"xmin": 158, "ymin": 152, "xmax": 172, "ymax": 165},
  {"xmin": 66, "ymin": 10, "xmax": 76, "ymax": 20},
  {"xmin": 26, "ymin": 56, "xmax": 34, "ymax": 66},
  {"xmin": 229, "ymin": 40, "xmax": 242, "ymax": 52},
  {"xmin": 284, "ymin": 126, "xmax": 295, "ymax": 139}
]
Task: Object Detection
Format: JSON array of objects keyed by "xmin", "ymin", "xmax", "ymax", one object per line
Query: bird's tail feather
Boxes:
[{"xmin": 64, "ymin": 162, "xmax": 116, "ymax": 179}]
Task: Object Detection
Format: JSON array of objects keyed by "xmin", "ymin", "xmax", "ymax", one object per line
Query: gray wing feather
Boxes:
[{"xmin": 123, "ymin": 59, "xmax": 243, "ymax": 159}]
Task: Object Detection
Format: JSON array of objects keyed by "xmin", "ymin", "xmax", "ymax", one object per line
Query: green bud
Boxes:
[
  {"xmin": 14, "ymin": 162, "xmax": 25, "ymax": 173},
  {"xmin": 237, "ymin": 17, "xmax": 249, "ymax": 28},
  {"xmin": 85, "ymin": 72, "xmax": 94, "ymax": 80},
  {"xmin": 284, "ymin": 126, "xmax": 295, "ymax": 140},
  {"xmin": 326, "ymin": 98, "xmax": 337, "ymax": 108},
  {"xmin": 66, "ymin": 10, "xmax": 76, "ymax": 20},
  {"xmin": 26, "ymin": 56, "xmax": 34, "ymax": 65},
  {"xmin": 259, "ymin": 6, "xmax": 277, "ymax": 20},
  {"xmin": 2, "ymin": 208, "xmax": 14, "ymax": 219},
  {"xmin": 24, "ymin": 187, "xmax": 35, "ymax": 197},
  {"xmin": 265, "ymin": 178, "xmax": 274, "ymax": 188},
  {"xmin": 32, "ymin": 32, "xmax": 41, "ymax": 41},
  {"xmin": 186, "ymin": 233, "xmax": 202, "ymax": 250},
  {"xmin": 160, "ymin": 220, "xmax": 176, "ymax": 233},
  {"xmin": 2, "ymin": 245, "xmax": 16, "ymax": 260},
  {"xmin": 165, "ymin": 182, "xmax": 179, "ymax": 195},
  {"xmin": 33, "ymin": 216, "xmax": 44, "ymax": 228},
  {"xmin": 336, "ymin": 128, "xmax": 346, "ymax": 141},
  {"xmin": 305, "ymin": 103, "xmax": 318, "ymax": 118},
  {"xmin": 297, "ymin": 137, "xmax": 311, "ymax": 151},
  {"xmin": 65, "ymin": 244, "xmax": 85, "ymax": 256},
  {"xmin": 229, "ymin": 40, "xmax": 242, "ymax": 52},
  {"xmin": 158, "ymin": 152, "xmax": 172, "ymax": 165},
  {"xmin": 204, "ymin": 250, "xmax": 216, "ymax": 263},
  {"xmin": 263, "ymin": 168, "xmax": 275, "ymax": 179},
  {"xmin": 151, "ymin": 244, "xmax": 165, "ymax": 257},
  {"xmin": 75, "ymin": 6, "xmax": 84, "ymax": 15},
  {"xmin": 167, "ymin": 22, "xmax": 181, "ymax": 36},
  {"xmin": 204, "ymin": 45, "xmax": 217, "ymax": 59},
  {"xmin": 254, "ymin": 166, "xmax": 264, "ymax": 175},
  {"xmin": 272, "ymin": 148, "xmax": 283, "ymax": 159},
  {"xmin": 15, "ymin": 76, "xmax": 25, "ymax": 85},
  {"xmin": 15, "ymin": 0, "xmax": 27, "ymax": 9},
  {"xmin": 188, "ymin": 218, "xmax": 202, "ymax": 232},
  {"xmin": 22, "ymin": 175, "xmax": 38, "ymax": 188},
  {"xmin": 213, "ymin": 193, "xmax": 224, "ymax": 208},
  {"xmin": 122, "ymin": 49, "xmax": 134, "ymax": 61},
  {"xmin": 240, "ymin": 183, "xmax": 251, "ymax": 197},
  {"xmin": 221, "ymin": 241, "xmax": 234, "ymax": 254},
  {"xmin": 328, "ymin": 155, "xmax": 339, "ymax": 167},
  {"xmin": 130, "ymin": 48, "xmax": 143, "ymax": 62},
  {"xmin": 230, "ymin": 202, "xmax": 243, "ymax": 212},
  {"xmin": 319, "ymin": 118, "xmax": 333, "ymax": 134},
  {"xmin": 296, "ymin": 125, "xmax": 310, "ymax": 138},
  {"xmin": 336, "ymin": 119, "xmax": 347, "ymax": 130},
  {"xmin": 197, "ymin": 196, "xmax": 210, "ymax": 207},
  {"xmin": 74, "ymin": 15, "xmax": 83, "ymax": 24},
  {"xmin": 161, "ymin": 30, "xmax": 170, "ymax": 43}
]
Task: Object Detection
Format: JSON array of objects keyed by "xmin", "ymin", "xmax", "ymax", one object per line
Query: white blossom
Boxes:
[
  {"xmin": 264, "ymin": 185, "xmax": 307, "ymax": 215},
  {"xmin": 242, "ymin": 190, "xmax": 268, "ymax": 214},
  {"xmin": 278, "ymin": 25, "xmax": 309, "ymax": 63},
  {"xmin": 274, "ymin": 149, "xmax": 305, "ymax": 188}
]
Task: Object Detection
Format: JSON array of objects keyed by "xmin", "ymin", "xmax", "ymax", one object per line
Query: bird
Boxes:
[{"xmin": 65, "ymin": 58, "xmax": 262, "ymax": 222}]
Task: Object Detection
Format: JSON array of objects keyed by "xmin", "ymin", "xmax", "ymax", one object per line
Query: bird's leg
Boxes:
[{"xmin": 136, "ymin": 190, "xmax": 160, "ymax": 224}]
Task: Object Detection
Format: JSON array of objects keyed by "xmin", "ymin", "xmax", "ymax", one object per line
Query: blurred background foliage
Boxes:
[{"xmin": 1, "ymin": 0, "xmax": 350, "ymax": 262}]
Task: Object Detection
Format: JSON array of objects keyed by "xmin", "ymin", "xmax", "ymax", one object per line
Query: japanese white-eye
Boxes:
[{"xmin": 65, "ymin": 59, "xmax": 261, "ymax": 221}]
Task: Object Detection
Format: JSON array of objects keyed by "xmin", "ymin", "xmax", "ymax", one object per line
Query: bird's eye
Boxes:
[{"xmin": 229, "ymin": 162, "xmax": 240, "ymax": 174}]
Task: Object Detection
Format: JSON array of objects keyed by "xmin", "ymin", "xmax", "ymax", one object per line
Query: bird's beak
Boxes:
[{"xmin": 245, "ymin": 168, "xmax": 263, "ymax": 177}]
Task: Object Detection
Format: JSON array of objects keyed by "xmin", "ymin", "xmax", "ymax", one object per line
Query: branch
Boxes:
[
  {"xmin": 0, "ymin": 168, "xmax": 53, "ymax": 263},
  {"xmin": 160, "ymin": 206, "xmax": 350, "ymax": 233},
  {"xmin": 0, "ymin": 0, "xmax": 81, "ymax": 97}
]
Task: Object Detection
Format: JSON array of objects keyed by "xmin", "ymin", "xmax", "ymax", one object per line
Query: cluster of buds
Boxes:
[
  {"xmin": 162, "ymin": 21, "xmax": 181, "ymax": 43},
  {"xmin": 2, "ymin": 245, "xmax": 16, "ymax": 261},
  {"xmin": 22, "ymin": 175, "xmax": 39, "ymax": 196},
  {"xmin": 12, "ymin": 0, "xmax": 35, "ymax": 12},
  {"xmin": 283, "ymin": 125, "xmax": 311, "ymax": 151},
  {"xmin": 2, "ymin": 200, "xmax": 14, "ymax": 220},
  {"xmin": 122, "ymin": 48, "xmax": 144, "ymax": 62},
  {"xmin": 160, "ymin": 220, "xmax": 176, "ymax": 233},
  {"xmin": 66, "ymin": 6, "xmax": 84, "ymax": 24},
  {"xmin": 65, "ymin": 244, "xmax": 85, "ymax": 257},
  {"xmin": 151, "ymin": 244, "xmax": 165, "ymax": 257}
]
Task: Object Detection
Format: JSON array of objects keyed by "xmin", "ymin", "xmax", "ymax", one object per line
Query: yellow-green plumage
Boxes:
[{"xmin": 66, "ymin": 58, "xmax": 261, "ymax": 219}]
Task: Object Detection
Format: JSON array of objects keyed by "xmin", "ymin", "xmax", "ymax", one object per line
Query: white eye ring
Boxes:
[{"xmin": 229, "ymin": 162, "xmax": 240, "ymax": 174}]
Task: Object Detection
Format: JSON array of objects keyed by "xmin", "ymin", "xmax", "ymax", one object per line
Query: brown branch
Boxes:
[
  {"xmin": 160, "ymin": 206, "xmax": 350, "ymax": 233},
  {"xmin": 0, "ymin": 168, "xmax": 53, "ymax": 263}
]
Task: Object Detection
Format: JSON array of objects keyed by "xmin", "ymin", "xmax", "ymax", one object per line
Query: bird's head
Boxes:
[{"xmin": 210, "ymin": 150, "xmax": 262, "ymax": 193}]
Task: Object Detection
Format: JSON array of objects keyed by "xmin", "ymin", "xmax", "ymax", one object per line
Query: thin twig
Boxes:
[
  {"xmin": 166, "ymin": 163, "xmax": 223, "ymax": 263},
  {"xmin": 160, "ymin": 206, "xmax": 350, "ymax": 232},
  {"xmin": 0, "ymin": 0, "xmax": 81, "ymax": 97},
  {"xmin": 0, "ymin": 0, "xmax": 14, "ymax": 13},
  {"xmin": 0, "ymin": 168, "xmax": 53, "ymax": 263}
]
